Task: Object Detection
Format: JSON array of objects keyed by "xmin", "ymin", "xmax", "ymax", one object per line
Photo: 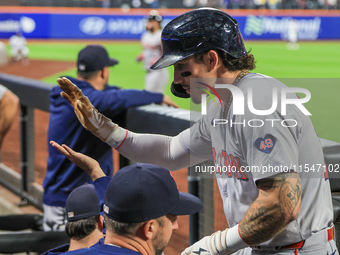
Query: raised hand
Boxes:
[
  {"xmin": 57, "ymin": 77, "xmax": 117, "ymax": 141},
  {"xmin": 50, "ymin": 140, "xmax": 105, "ymax": 181}
]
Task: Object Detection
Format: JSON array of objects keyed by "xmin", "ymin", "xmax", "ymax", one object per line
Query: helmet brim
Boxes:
[{"xmin": 150, "ymin": 52, "xmax": 193, "ymax": 70}]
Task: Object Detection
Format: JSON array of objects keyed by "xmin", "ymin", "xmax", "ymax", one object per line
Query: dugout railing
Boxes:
[{"xmin": 1, "ymin": 72, "xmax": 340, "ymax": 249}]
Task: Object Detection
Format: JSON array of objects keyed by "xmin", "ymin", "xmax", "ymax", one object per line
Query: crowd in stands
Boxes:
[
  {"xmin": 184, "ymin": 0, "xmax": 339, "ymax": 9},
  {"xmin": 19, "ymin": 0, "xmax": 340, "ymax": 10}
]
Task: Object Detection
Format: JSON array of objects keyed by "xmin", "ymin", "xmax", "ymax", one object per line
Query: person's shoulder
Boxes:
[
  {"xmin": 41, "ymin": 243, "xmax": 70, "ymax": 255},
  {"xmin": 62, "ymin": 77, "xmax": 93, "ymax": 91},
  {"xmin": 51, "ymin": 76, "xmax": 77, "ymax": 93},
  {"xmin": 239, "ymin": 73, "xmax": 286, "ymax": 92},
  {"xmin": 88, "ymin": 243, "xmax": 142, "ymax": 255},
  {"xmin": 63, "ymin": 248, "xmax": 92, "ymax": 255},
  {"xmin": 238, "ymin": 73, "xmax": 286, "ymax": 108},
  {"xmin": 105, "ymin": 85, "xmax": 120, "ymax": 91}
]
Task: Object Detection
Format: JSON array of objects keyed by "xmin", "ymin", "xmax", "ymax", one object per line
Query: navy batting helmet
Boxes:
[
  {"xmin": 151, "ymin": 8, "xmax": 246, "ymax": 71},
  {"xmin": 150, "ymin": 8, "xmax": 247, "ymax": 98}
]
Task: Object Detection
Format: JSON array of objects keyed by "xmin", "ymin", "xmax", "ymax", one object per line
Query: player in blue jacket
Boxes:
[
  {"xmin": 42, "ymin": 141, "xmax": 110, "ymax": 255},
  {"xmin": 43, "ymin": 45, "xmax": 178, "ymax": 231}
]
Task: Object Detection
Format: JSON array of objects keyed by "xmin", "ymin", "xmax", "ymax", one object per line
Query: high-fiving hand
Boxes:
[
  {"xmin": 50, "ymin": 140, "xmax": 105, "ymax": 181},
  {"xmin": 57, "ymin": 77, "xmax": 118, "ymax": 142}
]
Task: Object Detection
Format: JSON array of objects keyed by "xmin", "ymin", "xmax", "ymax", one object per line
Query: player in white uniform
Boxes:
[
  {"xmin": 137, "ymin": 10, "xmax": 169, "ymax": 94},
  {"xmin": 57, "ymin": 8, "xmax": 337, "ymax": 255},
  {"xmin": 287, "ymin": 19, "xmax": 299, "ymax": 50},
  {"xmin": 9, "ymin": 31, "xmax": 29, "ymax": 63}
]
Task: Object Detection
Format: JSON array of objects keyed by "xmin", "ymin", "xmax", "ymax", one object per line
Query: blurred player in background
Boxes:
[
  {"xmin": 287, "ymin": 19, "xmax": 299, "ymax": 50},
  {"xmin": 9, "ymin": 31, "xmax": 29, "ymax": 64},
  {"xmin": 137, "ymin": 10, "xmax": 170, "ymax": 94},
  {"xmin": 0, "ymin": 85, "xmax": 19, "ymax": 158},
  {"xmin": 43, "ymin": 44, "xmax": 178, "ymax": 232}
]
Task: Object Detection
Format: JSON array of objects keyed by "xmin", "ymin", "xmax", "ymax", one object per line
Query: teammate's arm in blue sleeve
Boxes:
[
  {"xmin": 93, "ymin": 176, "xmax": 111, "ymax": 209},
  {"xmin": 88, "ymin": 88, "xmax": 163, "ymax": 116},
  {"xmin": 50, "ymin": 141, "xmax": 111, "ymax": 209}
]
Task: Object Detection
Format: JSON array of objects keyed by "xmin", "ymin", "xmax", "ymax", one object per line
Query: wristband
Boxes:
[
  {"xmin": 105, "ymin": 126, "xmax": 128, "ymax": 149},
  {"xmin": 226, "ymin": 224, "xmax": 248, "ymax": 250}
]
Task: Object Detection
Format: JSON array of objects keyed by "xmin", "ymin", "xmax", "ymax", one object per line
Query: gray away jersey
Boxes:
[
  {"xmin": 141, "ymin": 29, "xmax": 162, "ymax": 70},
  {"xmin": 179, "ymin": 73, "xmax": 333, "ymax": 247}
]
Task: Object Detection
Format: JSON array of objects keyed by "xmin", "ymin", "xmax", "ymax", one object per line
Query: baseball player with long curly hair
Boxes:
[{"xmin": 57, "ymin": 8, "xmax": 337, "ymax": 255}]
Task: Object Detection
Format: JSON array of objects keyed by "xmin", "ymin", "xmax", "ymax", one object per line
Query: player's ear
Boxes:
[
  {"xmin": 205, "ymin": 50, "xmax": 219, "ymax": 72},
  {"xmin": 139, "ymin": 219, "xmax": 158, "ymax": 241},
  {"xmin": 100, "ymin": 67, "xmax": 109, "ymax": 79},
  {"xmin": 98, "ymin": 215, "xmax": 104, "ymax": 232}
]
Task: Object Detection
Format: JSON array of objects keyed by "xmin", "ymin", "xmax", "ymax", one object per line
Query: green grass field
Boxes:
[{"xmin": 26, "ymin": 40, "xmax": 340, "ymax": 142}]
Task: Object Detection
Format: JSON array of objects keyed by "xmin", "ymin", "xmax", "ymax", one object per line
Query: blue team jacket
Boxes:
[
  {"xmin": 81, "ymin": 242, "xmax": 142, "ymax": 255},
  {"xmin": 43, "ymin": 76, "xmax": 163, "ymax": 207},
  {"xmin": 43, "ymin": 239, "xmax": 141, "ymax": 255}
]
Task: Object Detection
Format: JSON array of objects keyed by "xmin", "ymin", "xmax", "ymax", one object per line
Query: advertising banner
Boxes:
[{"xmin": 0, "ymin": 11, "xmax": 339, "ymax": 40}]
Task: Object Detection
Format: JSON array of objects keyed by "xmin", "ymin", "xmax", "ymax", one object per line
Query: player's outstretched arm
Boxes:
[
  {"xmin": 50, "ymin": 140, "xmax": 105, "ymax": 181},
  {"xmin": 57, "ymin": 77, "xmax": 204, "ymax": 170},
  {"xmin": 181, "ymin": 172, "xmax": 301, "ymax": 255}
]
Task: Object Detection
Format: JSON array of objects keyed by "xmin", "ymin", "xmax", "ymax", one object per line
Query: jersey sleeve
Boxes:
[
  {"xmin": 179, "ymin": 112, "xmax": 214, "ymax": 160},
  {"xmin": 93, "ymin": 176, "xmax": 111, "ymax": 210},
  {"xmin": 116, "ymin": 129, "xmax": 207, "ymax": 171},
  {"xmin": 238, "ymin": 78, "xmax": 301, "ymax": 181},
  {"xmin": 87, "ymin": 87, "xmax": 163, "ymax": 118}
]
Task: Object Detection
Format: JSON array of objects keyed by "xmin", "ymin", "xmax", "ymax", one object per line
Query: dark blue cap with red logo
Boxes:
[
  {"xmin": 103, "ymin": 163, "xmax": 202, "ymax": 223},
  {"xmin": 66, "ymin": 184, "xmax": 100, "ymax": 222}
]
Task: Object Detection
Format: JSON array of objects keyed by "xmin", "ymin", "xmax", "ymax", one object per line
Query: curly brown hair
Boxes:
[
  {"xmin": 194, "ymin": 50, "xmax": 256, "ymax": 71},
  {"xmin": 217, "ymin": 50, "xmax": 256, "ymax": 71}
]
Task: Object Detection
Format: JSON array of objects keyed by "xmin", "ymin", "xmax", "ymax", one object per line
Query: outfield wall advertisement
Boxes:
[{"xmin": 0, "ymin": 11, "xmax": 339, "ymax": 40}]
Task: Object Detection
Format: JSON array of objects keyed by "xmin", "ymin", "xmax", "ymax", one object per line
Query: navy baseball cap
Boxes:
[
  {"xmin": 77, "ymin": 45, "xmax": 119, "ymax": 72},
  {"xmin": 103, "ymin": 163, "xmax": 202, "ymax": 223},
  {"xmin": 66, "ymin": 184, "xmax": 100, "ymax": 222}
]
